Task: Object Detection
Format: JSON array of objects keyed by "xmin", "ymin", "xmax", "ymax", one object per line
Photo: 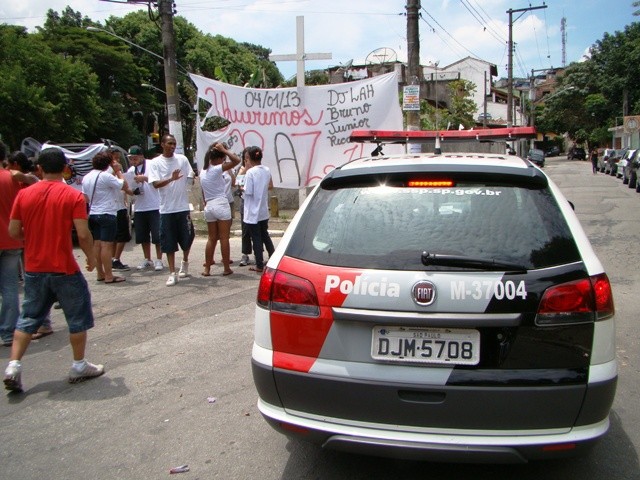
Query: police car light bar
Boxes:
[{"xmin": 349, "ymin": 127, "xmax": 537, "ymax": 144}]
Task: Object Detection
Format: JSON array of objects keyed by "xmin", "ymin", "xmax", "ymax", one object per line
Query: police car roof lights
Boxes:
[{"xmin": 349, "ymin": 127, "xmax": 537, "ymax": 144}]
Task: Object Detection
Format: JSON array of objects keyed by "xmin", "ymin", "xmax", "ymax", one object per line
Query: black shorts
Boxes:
[
  {"xmin": 88, "ymin": 214, "xmax": 117, "ymax": 242},
  {"xmin": 115, "ymin": 208, "xmax": 132, "ymax": 243},
  {"xmin": 159, "ymin": 211, "xmax": 195, "ymax": 253},
  {"xmin": 134, "ymin": 210, "xmax": 160, "ymax": 245}
]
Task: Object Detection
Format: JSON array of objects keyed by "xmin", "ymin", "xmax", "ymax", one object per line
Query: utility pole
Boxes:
[
  {"xmin": 406, "ymin": 0, "xmax": 422, "ymax": 150},
  {"xmin": 158, "ymin": 0, "xmax": 185, "ymax": 154},
  {"xmin": 506, "ymin": 4, "xmax": 547, "ymax": 128}
]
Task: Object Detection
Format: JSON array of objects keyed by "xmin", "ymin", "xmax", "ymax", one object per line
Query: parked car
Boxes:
[
  {"xmin": 526, "ymin": 148, "xmax": 545, "ymax": 167},
  {"xmin": 545, "ymin": 146, "xmax": 561, "ymax": 157},
  {"xmin": 598, "ymin": 148, "xmax": 616, "ymax": 173},
  {"xmin": 477, "ymin": 112, "xmax": 493, "ymax": 122},
  {"xmin": 629, "ymin": 151, "xmax": 640, "ymax": 190},
  {"xmin": 620, "ymin": 149, "xmax": 638, "ymax": 182},
  {"xmin": 252, "ymin": 133, "xmax": 617, "ymax": 463},
  {"xmin": 605, "ymin": 148, "xmax": 627, "ymax": 176},
  {"xmin": 568, "ymin": 146, "xmax": 586, "ymax": 161}
]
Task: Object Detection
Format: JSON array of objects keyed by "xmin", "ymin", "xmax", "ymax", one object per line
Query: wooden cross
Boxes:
[{"xmin": 269, "ymin": 16, "xmax": 332, "ymax": 88}]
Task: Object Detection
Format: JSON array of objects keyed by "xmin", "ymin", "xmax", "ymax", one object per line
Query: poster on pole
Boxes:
[
  {"xmin": 190, "ymin": 72, "xmax": 403, "ymax": 189},
  {"xmin": 402, "ymin": 85, "xmax": 420, "ymax": 111}
]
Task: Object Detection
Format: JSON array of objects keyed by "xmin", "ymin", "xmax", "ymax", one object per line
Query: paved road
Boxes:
[{"xmin": 1, "ymin": 156, "xmax": 639, "ymax": 479}]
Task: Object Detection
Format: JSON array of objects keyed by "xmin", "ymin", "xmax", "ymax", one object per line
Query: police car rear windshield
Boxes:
[{"xmin": 284, "ymin": 181, "xmax": 580, "ymax": 271}]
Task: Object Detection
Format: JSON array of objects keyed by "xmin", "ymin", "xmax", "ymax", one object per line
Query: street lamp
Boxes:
[
  {"xmin": 86, "ymin": 25, "xmax": 187, "ymax": 153},
  {"xmin": 86, "ymin": 26, "xmax": 189, "ymax": 75}
]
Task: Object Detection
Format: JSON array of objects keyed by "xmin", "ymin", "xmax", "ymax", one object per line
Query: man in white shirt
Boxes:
[
  {"xmin": 127, "ymin": 146, "xmax": 164, "ymax": 272},
  {"xmin": 147, "ymin": 134, "xmax": 195, "ymax": 286}
]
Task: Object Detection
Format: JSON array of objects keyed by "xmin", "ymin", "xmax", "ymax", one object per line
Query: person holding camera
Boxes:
[{"xmin": 126, "ymin": 146, "xmax": 164, "ymax": 272}]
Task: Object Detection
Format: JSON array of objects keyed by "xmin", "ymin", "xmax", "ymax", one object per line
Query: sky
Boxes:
[{"xmin": 1, "ymin": 0, "xmax": 637, "ymax": 81}]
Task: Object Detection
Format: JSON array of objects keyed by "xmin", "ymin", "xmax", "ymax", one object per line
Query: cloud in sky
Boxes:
[{"xmin": 0, "ymin": 0, "xmax": 635, "ymax": 79}]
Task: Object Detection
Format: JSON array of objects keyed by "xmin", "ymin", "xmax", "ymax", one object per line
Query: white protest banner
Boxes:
[{"xmin": 190, "ymin": 72, "xmax": 403, "ymax": 188}]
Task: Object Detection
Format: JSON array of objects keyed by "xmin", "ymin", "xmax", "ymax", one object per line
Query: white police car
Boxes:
[{"xmin": 251, "ymin": 128, "xmax": 616, "ymax": 463}]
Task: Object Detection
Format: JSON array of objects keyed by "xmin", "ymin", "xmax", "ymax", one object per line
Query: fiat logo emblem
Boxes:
[{"xmin": 413, "ymin": 281, "xmax": 436, "ymax": 306}]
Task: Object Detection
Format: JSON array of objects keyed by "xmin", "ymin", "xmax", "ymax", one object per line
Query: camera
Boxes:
[{"xmin": 133, "ymin": 187, "xmax": 142, "ymax": 195}]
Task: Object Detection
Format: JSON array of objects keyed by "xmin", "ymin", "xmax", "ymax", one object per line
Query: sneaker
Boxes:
[
  {"xmin": 68, "ymin": 361, "xmax": 105, "ymax": 384},
  {"xmin": 4, "ymin": 362, "xmax": 23, "ymax": 392},
  {"xmin": 112, "ymin": 259, "xmax": 130, "ymax": 271},
  {"xmin": 239, "ymin": 254, "xmax": 249, "ymax": 267},
  {"xmin": 178, "ymin": 260, "xmax": 189, "ymax": 278},
  {"xmin": 166, "ymin": 273, "xmax": 178, "ymax": 286},
  {"xmin": 137, "ymin": 259, "xmax": 154, "ymax": 270},
  {"xmin": 154, "ymin": 259, "xmax": 164, "ymax": 271}
]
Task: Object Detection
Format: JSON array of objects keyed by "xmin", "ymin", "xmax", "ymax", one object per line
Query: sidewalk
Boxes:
[{"xmin": 190, "ymin": 208, "xmax": 297, "ymax": 237}]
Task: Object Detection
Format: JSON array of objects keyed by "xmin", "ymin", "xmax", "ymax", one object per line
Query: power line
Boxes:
[
  {"xmin": 459, "ymin": 0, "xmax": 505, "ymax": 45},
  {"xmin": 468, "ymin": 0, "xmax": 508, "ymax": 43},
  {"xmin": 421, "ymin": 7, "xmax": 481, "ymax": 60}
]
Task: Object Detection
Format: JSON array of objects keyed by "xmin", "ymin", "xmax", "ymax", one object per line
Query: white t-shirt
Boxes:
[
  {"xmin": 243, "ymin": 164, "xmax": 271, "ymax": 224},
  {"xmin": 223, "ymin": 171, "xmax": 234, "ymax": 204},
  {"xmin": 147, "ymin": 154, "xmax": 194, "ymax": 214},
  {"xmin": 127, "ymin": 159, "xmax": 160, "ymax": 212},
  {"xmin": 82, "ymin": 169, "xmax": 123, "ymax": 216},
  {"xmin": 200, "ymin": 165, "xmax": 226, "ymax": 202}
]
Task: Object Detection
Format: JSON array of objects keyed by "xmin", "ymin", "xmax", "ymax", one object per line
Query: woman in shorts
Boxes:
[{"xmin": 199, "ymin": 143, "xmax": 241, "ymax": 276}]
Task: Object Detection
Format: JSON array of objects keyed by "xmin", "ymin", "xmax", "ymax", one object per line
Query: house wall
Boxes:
[{"xmin": 426, "ymin": 58, "xmax": 513, "ymax": 125}]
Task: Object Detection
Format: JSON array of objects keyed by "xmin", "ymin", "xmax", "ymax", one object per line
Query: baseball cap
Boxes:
[{"xmin": 128, "ymin": 145, "xmax": 143, "ymax": 155}]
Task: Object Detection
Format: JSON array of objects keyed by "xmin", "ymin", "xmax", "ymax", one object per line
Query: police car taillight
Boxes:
[
  {"xmin": 257, "ymin": 268, "xmax": 320, "ymax": 317},
  {"xmin": 535, "ymin": 274, "xmax": 614, "ymax": 326}
]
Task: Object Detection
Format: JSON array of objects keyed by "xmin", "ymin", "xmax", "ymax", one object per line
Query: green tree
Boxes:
[
  {"xmin": 419, "ymin": 79, "xmax": 476, "ymax": 130},
  {"xmin": 0, "ymin": 24, "xmax": 102, "ymax": 149},
  {"xmin": 39, "ymin": 8, "xmax": 152, "ymax": 146},
  {"xmin": 540, "ymin": 22, "xmax": 640, "ymax": 146}
]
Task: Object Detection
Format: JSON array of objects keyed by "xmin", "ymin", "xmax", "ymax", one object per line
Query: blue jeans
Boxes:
[
  {"xmin": 17, "ymin": 272, "xmax": 94, "ymax": 335},
  {"xmin": 0, "ymin": 249, "xmax": 21, "ymax": 343},
  {"xmin": 248, "ymin": 220, "xmax": 275, "ymax": 269}
]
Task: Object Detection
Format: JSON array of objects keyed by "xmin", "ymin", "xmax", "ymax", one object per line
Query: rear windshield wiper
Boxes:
[{"xmin": 421, "ymin": 252, "xmax": 527, "ymax": 272}]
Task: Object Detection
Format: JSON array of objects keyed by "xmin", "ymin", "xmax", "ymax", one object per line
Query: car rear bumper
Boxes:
[
  {"xmin": 256, "ymin": 397, "xmax": 608, "ymax": 463},
  {"xmin": 252, "ymin": 358, "xmax": 616, "ymax": 462}
]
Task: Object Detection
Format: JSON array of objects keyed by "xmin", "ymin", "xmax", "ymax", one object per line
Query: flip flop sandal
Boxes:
[
  {"xmin": 32, "ymin": 330, "xmax": 54, "ymax": 340},
  {"xmin": 105, "ymin": 276, "xmax": 126, "ymax": 284}
]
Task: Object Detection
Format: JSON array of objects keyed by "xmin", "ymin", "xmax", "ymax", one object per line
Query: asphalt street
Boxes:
[{"xmin": 1, "ymin": 156, "xmax": 640, "ymax": 480}]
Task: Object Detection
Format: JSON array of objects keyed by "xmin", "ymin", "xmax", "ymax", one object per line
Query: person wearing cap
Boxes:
[{"xmin": 126, "ymin": 145, "xmax": 164, "ymax": 271}]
